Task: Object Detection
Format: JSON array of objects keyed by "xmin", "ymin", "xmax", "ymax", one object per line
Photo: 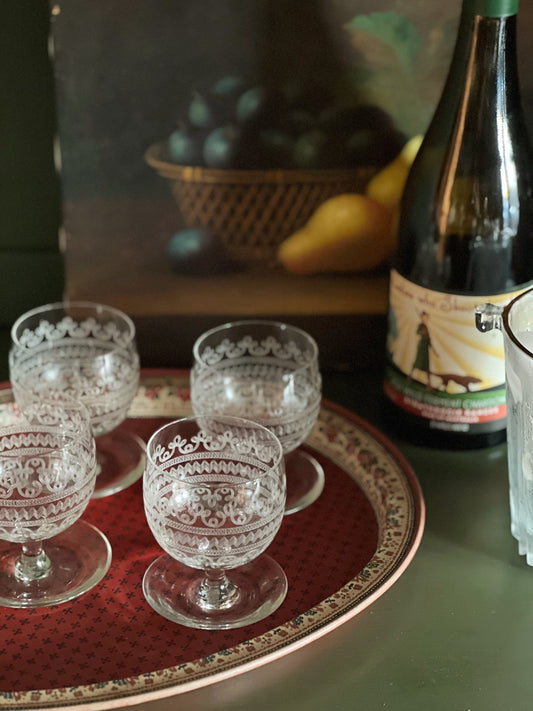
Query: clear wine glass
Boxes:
[
  {"xmin": 0, "ymin": 397, "xmax": 111, "ymax": 607},
  {"xmin": 9, "ymin": 301, "xmax": 145, "ymax": 498},
  {"xmin": 190, "ymin": 320, "xmax": 324, "ymax": 514},
  {"xmin": 143, "ymin": 415, "xmax": 287, "ymax": 629}
]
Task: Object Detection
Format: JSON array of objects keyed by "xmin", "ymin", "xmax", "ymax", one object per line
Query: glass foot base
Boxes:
[
  {"xmin": 284, "ymin": 449, "xmax": 325, "ymax": 515},
  {"xmin": 143, "ymin": 553, "xmax": 287, "ymax": 630},
  {"xmin": 0, "ymin": 521, "xmax": 112, "ymax": 608},
  {"xmin": 93, "ymin": 428, "xmax": 146, "ymax": 498}
]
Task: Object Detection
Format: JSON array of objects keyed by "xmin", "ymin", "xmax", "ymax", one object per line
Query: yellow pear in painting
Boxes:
[
  {"xmin": 278, "ymin": 193, "xmax": 393, "ymax": 274},
  {"xmin": 277, "ymin": 135, "xmax": 422, "ymax": 275}
]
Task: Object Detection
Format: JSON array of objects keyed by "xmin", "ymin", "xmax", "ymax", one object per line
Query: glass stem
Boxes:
[
  {"xmin": 15, "ymin": 541, "xmax": 52, "ymax": 584},
  {"xmin": 197, "ymin": 569, "xmax": 238, "ymax": 611}
]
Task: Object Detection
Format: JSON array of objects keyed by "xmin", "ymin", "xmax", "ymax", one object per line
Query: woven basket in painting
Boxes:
[{"xmin": 145, "ymin": 142, "xmax": 378, "ymax": 262}]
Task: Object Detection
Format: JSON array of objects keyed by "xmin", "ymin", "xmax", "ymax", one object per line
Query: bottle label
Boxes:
[{"xmin": 384, "ymin": 269, "xmax": 529, "ymax": 434}]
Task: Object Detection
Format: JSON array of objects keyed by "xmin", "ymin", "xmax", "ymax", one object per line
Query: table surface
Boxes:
[{"xmin": 128, "ymin": 367, "xmax": 528, "ymax": 711}]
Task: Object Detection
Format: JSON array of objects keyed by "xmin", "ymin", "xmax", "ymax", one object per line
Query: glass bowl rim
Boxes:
[
  {"xmin": 10, "ymin": 300, "xmax": 136, "ymax": 350},
  {"xmin": 145, "ymin": 414, "xmax": 285, "ymax": 477},
  {"xmin": 192, "ymin": 319, "xmax": 319, "ymax": 370}
]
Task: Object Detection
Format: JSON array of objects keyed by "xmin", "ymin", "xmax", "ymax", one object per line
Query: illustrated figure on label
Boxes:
[{"xmin": 409, "ymin": 312, "xmax": 438, "ymax": 389}]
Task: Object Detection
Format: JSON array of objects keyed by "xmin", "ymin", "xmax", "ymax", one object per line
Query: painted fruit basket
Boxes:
[{"xmin": 145, "ymin": 142, "xmax": 378, "ymax": 262}]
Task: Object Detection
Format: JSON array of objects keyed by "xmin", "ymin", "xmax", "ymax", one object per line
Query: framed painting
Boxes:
[{"xmin": 48, "ymin": 0, "xmax": 533, "ymax": 369}]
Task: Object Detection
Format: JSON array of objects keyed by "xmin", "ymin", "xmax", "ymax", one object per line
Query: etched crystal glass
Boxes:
[
  {"xmin": 143, "ymin": 415, "xmax": 287, "ymax": 629},
  {"xmin": 191, "ymin": 320, "xmax": 324, "ymax": 514},
  {"xmin": 0, "ymin": 398, "xmax": 111, "ymax": 607},
  {"xmin": 9, "ymin": 301, "xmax": 145, "ymax": 498}
]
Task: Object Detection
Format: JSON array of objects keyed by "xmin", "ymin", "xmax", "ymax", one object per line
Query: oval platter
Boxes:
[{"xmin": 0, "ymin": 369, "xmax": 424, "ymax": 709}]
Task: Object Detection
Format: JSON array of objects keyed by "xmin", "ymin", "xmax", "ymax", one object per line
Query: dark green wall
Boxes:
[{"xmin": 1, "ymin": 1, "xmax": 63, "ymax": 380}]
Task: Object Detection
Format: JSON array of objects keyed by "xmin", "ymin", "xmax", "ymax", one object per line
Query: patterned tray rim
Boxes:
[{"xmin": 0, "ymin": 368, "xmax": 425, "ymax": 710}]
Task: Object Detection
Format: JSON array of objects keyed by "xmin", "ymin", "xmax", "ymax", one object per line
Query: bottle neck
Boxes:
[
  {"xmin": 427, "ymin": 7, "xmax": 520, "ymax": 145},
  {"xmin": 455, "ymin": 12, "xmax": 519, "ymax": 111},
  {"xmin": 434, "ymin": 12, "xmax": 520, "ymax": 258}
]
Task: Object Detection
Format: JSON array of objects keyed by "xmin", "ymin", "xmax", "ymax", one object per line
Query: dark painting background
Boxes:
[{"xmin": 51, "ymin": 0, "xmax": 461, "ymax": 199}]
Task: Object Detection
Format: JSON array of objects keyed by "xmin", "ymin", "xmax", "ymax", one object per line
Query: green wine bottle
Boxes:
[{"xmin": 383, "ymin": 0, "xmax": 533, "ymax": 448}]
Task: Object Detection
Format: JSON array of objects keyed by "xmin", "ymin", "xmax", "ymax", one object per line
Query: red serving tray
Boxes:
[{"xmin": 0, "ymin": 370, "xmax": 424, "ymax": 709}]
